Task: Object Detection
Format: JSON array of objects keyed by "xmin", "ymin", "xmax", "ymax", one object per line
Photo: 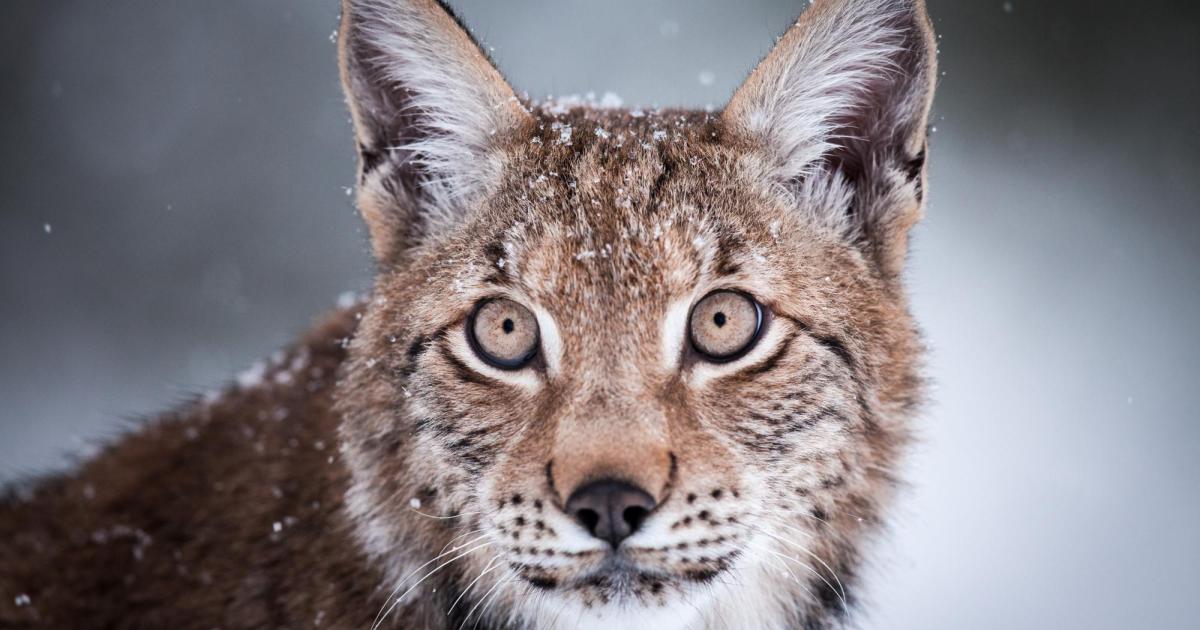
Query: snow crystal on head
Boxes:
[
  {"xmin": 537, "ymin": 91, "xmax": 624, "ymax": 116},
  {"xmin": 336, "ymin": 290, "xmax": 365, "ymax": 309},
  {"xmin": 236, "ymin": 361, "xmax": 268, "ymax": 389},
  {"xmin": 550, "ymin": 121, "xmax": 573, "ymax": 145}
]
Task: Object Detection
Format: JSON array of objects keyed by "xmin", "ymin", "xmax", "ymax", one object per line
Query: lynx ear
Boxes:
[
  {"xmin": 338, "ymin": 0, "xmax": 531, "ymax": 259},
  {"xmin": 724, "ymin": 0, "xmax": 937, "ymax": 277}
]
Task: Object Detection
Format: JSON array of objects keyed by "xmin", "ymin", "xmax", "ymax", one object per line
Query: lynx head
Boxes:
[{"xmin": 334, "ymin": 0, "xmax": 936, "ymax": 627}]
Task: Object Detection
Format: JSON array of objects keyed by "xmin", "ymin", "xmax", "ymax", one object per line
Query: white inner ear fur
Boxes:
[
  {"xmin": 725, "ymin": 0, "xmax": 914, "ymax": 181},
  {"xmin": 348, "ymin": 0, "xmax": 527, "ymax": 221}
]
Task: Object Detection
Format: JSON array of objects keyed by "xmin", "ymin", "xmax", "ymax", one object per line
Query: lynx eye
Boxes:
[
  {"xmin": 688, "ymin": 290, "xmax": 763, "ymax": 362},
  {"xmin": 467, "ymin": 298, "xmax": 540, "ymax": 370}
]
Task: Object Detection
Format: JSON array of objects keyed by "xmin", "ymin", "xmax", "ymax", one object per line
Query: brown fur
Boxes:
[
  {"xmin": 1, "ymin": 1, "xmax": 936, "ymax": 628},
  {"xmin": 0, "ymin": 309, "xmax": 392, "ymax": 628}
]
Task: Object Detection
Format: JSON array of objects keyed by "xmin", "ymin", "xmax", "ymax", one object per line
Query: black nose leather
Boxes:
[{"xmin": 564, "ymin": 479, "xmax": 656, "ymax": 547}]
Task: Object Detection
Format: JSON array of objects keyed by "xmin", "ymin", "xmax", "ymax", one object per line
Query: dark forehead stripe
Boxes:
[
  {"xmin": 647, "ymin": 147, "xmax": 674, "ymax": 203},
  {"xmin": 407, "ymin": 331, "xmax": 436, "ymax": 361},
  {"xmin": 483, "ymin": 239, "xmax": 506, "ymax": 264},
  {"xmin": 475, "ymin": 110, "xmax": 735, "ymax": 298},
  {"xmin": 407, "ymin": 322, "xmax": 498, "ymax": 388},
  {"xmin": 479, "ymin": 238, "xmax": 517, "ymax": 287},
  {"xmin": 785, "ymin": 315, "xmax": 878, "ymax": 433},
  {"xmin": 713, "ymin": 232, "xmax": 746, "ymax": 276},
  {"xmin": 785, "ymin": 316, "xmax": 855, "ymax": 374},
  {"xmin": 395, "ymin": 325, "xmax": 446, "ymax": 379}
]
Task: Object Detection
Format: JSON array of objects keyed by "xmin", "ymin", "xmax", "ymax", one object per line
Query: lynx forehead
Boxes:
[{"xmin": 336, "ymin": 0, "xmax": 937, "ymax": 628}]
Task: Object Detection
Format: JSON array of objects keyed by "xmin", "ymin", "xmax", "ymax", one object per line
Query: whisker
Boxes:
[
  {"xmin": 766, "ymin": 519, "xmax": 815, "ymax": 540},
  {"xmin": 788, "ymin": 506, "xmax": 870, "ymax": 528},
  {"xmin": 447, "ymin": 554, "xmax": 504, "ymax": 616},
  {"xmin": 798, "ymin": 510, "xmax": 832, "ymax": 528},
  {"xmin": 753, "ymin": 522, "xmax": 847, "ymax": 603},
  {"xmin": 746, "ymin": 543, "xmax": 818, "ymax": 602},
  {"xmin": 371, "ymin": 530, "xmax": 492, "ymax": 628},
  {"xmin": 544, "ymin": 584, "xmax": 572, "ymax": 629},
  {"xmin": 744, "ymin": 538, "xmax": 846, "ymax": 612},
  {"xmin": 486, "ymin": 578, "xmax": 531, "ymax": 630},
  {"xmin": 410, "ymin": 506, "xmax": 493, "ymax": 520},
  {"xmin": 375, "ymin": 540, "xmax": 494, "ymax": 630},
  {"xmin": 372, "ymin": 535, "xmax": 493, "ymax": 630},
  {"xmin": 461, "ymin": 570, "xmax": 516, "ymax": 630},
  {"xmin": 438, "ymin": 527, "xmax": 488, "ymax": 557}
]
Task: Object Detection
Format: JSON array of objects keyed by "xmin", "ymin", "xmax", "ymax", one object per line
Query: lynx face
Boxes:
[{"xmin": 335, "ymin": 1, "xmax": 936, "ymax": 627}]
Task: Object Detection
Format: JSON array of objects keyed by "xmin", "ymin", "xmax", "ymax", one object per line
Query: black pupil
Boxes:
[
  {"xmin": 502, "ymin": 318, "xmax": 515, "ymax": 334},
  {"xmin": 713, "ymin": 312, "xmax": 727, "ymax": 328}
]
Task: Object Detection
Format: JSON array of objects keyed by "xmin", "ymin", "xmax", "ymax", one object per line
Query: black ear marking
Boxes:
[
  {"xmin": 432, "ymin": 0, "xmax": 492, "ymax": 63},
  {"xmin": 357, "ymin": 141, "xmax": 387, "ymax": 176},
  {"xmin": 903, "ymin": 145, "xmax": 928, "ymax": 183},
  {"xmin": 904, "ymin": 144, "xmax": 928, "ymax": 201}
]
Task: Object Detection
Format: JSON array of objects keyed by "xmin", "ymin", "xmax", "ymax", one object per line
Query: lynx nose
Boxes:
[{"xmin": 565, "ymin": 479, "xmax": 656, "ymax": 548}]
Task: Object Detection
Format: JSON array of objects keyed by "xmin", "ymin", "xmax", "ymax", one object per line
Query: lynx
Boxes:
[{"xmin": 0, "ymin": 0, "xmax": 937, "ymax": 628}]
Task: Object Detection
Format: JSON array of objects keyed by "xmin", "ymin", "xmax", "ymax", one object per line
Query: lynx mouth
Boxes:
[{"xmin": 514, "ymin": 548, "xmax": 735, "ymax": 599}]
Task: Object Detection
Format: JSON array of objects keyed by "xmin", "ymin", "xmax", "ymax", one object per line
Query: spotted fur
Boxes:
[{"xmin": 1, "ymin": 1, "xmax": 936, "ymax": 628}]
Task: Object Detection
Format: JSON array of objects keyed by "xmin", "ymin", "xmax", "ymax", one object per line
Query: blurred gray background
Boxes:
[{"xmin": 1, "ymin": 0, "xmax": 1197, "ymax": 628}]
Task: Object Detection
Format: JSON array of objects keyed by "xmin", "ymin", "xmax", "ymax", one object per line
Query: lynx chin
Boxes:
[{"xmin": 0, "ymin": 0, "xmax": 937, "ymax": 628}]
